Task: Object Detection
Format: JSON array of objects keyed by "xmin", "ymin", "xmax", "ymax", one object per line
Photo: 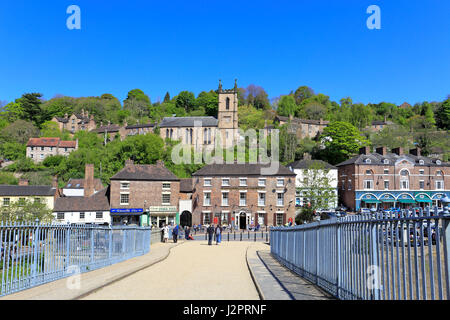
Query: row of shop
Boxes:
[{"xmin": 357, "ymin": 191, "xmax": 449, "ymax": 210}]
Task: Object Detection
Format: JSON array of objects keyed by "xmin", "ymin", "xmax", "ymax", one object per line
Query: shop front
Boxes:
[
  {"xmin": 110, "ymin": 208, "xmax": 144, "ymax": 226},
  {"xmin": 149, "ymin": 206, "xmax": 178, "ymax": 228}
]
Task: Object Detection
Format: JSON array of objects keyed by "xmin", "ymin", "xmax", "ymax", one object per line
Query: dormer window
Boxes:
[
  {"xmin": 436, "ymin": 160, "xmax": 441, "ymax": 165},
  {"xmin": 419, "ymin": 160, "xmax": 424, "ymax": 165},
  {"xmin": 383, "ymin": 159, "xmax": 389, "ymax": 164},
  {"xmin": 365, "ymin": 158, "xmax": 371, "ymax": 164}
]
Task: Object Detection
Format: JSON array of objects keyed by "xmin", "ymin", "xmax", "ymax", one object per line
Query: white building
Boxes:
[{"xmin": 288, "ymin": 156, "xmax": 338, "ymax": 211}]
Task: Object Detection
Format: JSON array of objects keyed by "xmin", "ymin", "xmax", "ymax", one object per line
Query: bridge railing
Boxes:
[
  {"xmin": 0, "ymin": 222, "xmax": 151, "ymax": 297},
  {"xmin": 271, "ymin": 206, "xmax": 450, "ymax": 300}
]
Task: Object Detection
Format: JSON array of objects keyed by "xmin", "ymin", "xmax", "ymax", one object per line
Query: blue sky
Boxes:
[{"xmin": 0, "ymin": 0, "xmax": 449, "ymax": 106}]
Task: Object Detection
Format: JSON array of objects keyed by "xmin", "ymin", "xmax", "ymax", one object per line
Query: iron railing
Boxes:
[
  {"xmin": 271, "ymin": 207, "xmax": 450, "ymax": 300},
  {"xmin": 0, "ymin": 222, "xmax": 151, "ymax": 297}
]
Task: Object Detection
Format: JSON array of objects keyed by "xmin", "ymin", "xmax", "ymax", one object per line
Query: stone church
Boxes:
[{"xmin": 159, "ymin": 80, "xmax": 240, "ymax": 150}]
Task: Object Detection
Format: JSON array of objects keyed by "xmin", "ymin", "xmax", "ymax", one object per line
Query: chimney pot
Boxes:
[{"xmin": 376, "ymin": 146, "xmax": 387, "ymax": 156}]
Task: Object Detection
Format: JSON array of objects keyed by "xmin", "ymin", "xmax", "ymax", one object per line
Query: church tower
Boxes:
[{"xmin": 217, "ymin": 79, "xmax": 239, "ymax": 148}]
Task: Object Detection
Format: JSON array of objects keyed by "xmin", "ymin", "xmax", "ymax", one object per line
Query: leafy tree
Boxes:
[
  {"xmin": 436, "ymin": 98, "xmax": 450, "ymax": 130},
  {"xmin": 163, "ymin": 92, "xmax": 171, "ymax": 103},
  {"xmin": 277, "ymin": 95, "xmax": 297, "ymax": 117},
  {"xmin": 0, "ymin": 120, "xmax": 40, "ymax": 144},
  {"xmin": 0, "ymin": 172, "xmax": 18, "ymax": 185},
  {"xmin": 41, "ymin": 96, "xmax": 76, "ymax": 121},
  {"xmin": 16, "ymin": 93, "xmax": 44, "ymax": 126},
  {"xmin": 196, "ymin": 91, "xmax": 218, "ymax": 117},
  {"xmin": 318, "ymin": 121, "xmax": 370, "ymax": 164},
  {"xmin": 0, "ymin": 199, "xmax": 53, "ymax": 223},
  {"xmin": 0, "ymin": 141, "xmax": 26, "ymax": 160},
  {"xmin": 295, "ymin": 206, "xmax": 315, "ymax": 224},
  {"xmin": 123, "ymin": 89, "xmax": 151, "ymax": 119},
  {"xmin": 40, "ymin": 121, "xmax": 71, "ymax": 139},
  {"xmin": 238, "ymin": 104, "xmax": 267, "ymax": 131},
  {"xmin": 42, "ymin": 155, "xmax": 65, "ymax": 168},
  {"xmin": 175, "ymin": 91, "xmax": 197, "ymax": 113},
  {"xmin": 304, "ymin": 102, "xmax": 326, "ymax": 120},
  {"xmin": 293, "ymin": 86, "xmax": 314, "ymax": 105}
]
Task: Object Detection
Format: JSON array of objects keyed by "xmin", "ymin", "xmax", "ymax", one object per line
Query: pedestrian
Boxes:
[
  {"xmin": 172, "ymin": 224, "xmax": 179, "ymax": 243},
  {"xmin": 207, "ymin": 224, "xmax": 215, "ymax": 245},
  {"xmin": 185, "ymin": 226, "xmax": 191, "ymax": 240},
  {"xmin": 162, "ymin": 223, "xmax": 169, "ymax": 243},
  {"xmin": 215, "ymin": 224, "xmax": 222, "ymax": 245}
]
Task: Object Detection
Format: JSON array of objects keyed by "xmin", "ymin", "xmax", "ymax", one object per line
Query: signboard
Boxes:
[
  {"xmin": 149, "ymin": 206, "xmax": 177, "ymax": 212},
  {"xmin": 111, "ymin": 208, "xmax": 143, "ymax": 213},
  {"xmin": 214, "ymin": 217, "xmax": 218, "ymax": 224}
]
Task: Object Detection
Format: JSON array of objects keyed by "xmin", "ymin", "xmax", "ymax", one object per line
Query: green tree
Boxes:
[
  {"xmin": 196, "ymin": 91, "xmax": 218, "ymax": 117},
  {"xmin": 436, "ymin": 98, "xmax": 450, "ymax": 130},
  {"xmin": 293, "ymin": 86, "xmax": 314, "ymax": 105},
  {"xmin": 0, "ymin": 172, "xmax": 18, "ymax": 185},
  {"xmin": 163, "ymin": 92, "xmax": 171, "ymax": 103},
  {"xmin": 0, "ymin": 120, "xmax": 40, "ymax": 144},
  {"xmin": 277, "ymin": 95, "xmax": 297, "ymax": 117},
  {"xmin": 124, "ymin": 89, "xmax": 151, "ymax": 119},
  {"xmin": 175, "ymin": 91, "xmax": 197, "ymax": 113},
  {"xmin": 318, "ymin": 121, "xmax": 370, "ymax": 164},
  {"xmin": 0, "ymin": 199, "xmax": 53, "ymax": 223}
]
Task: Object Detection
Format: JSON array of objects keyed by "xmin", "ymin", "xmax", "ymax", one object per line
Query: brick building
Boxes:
[
  {"xmin": 51, "ymin": 109, "xmax": 96, "ymax": 134},
  {"xmin": 191, "ymin": 163, "xmax": 296, "ymax": 228},
  {"xmin": 336, "ymin": 146, "xmax": 450, "ymax": 211},
  {"xmin": 26, "ymin": 137, "xmax": 78, "ymax": 162},
  {"xmin": 109, "ymin": 160, "xmax": 180, "ymax": 227},
  {"xmin": 274, "ymin": 115, "xmax": 329, "ymax": 140}
]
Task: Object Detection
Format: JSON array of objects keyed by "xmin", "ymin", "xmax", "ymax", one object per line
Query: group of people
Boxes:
[
  {"xmin": 207, "ymin": 224, "xmax": 223, "ymax": 245},
  {"xmin": 161, "ymin": 223, "xmax": 223, "ymax": 245}
]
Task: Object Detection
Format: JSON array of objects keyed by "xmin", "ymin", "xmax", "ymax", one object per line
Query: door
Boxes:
[
  {"xmin": 239, "ymin": 212, "xmax": 247, "ymax": 230},
  {"xmin": 180, "ymin": 211, "xmax": 192, "ymax": 227}
]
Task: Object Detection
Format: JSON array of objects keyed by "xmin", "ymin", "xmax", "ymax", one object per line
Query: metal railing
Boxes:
[
  {"xmin": 0, "ymin": 222, "xmax": 151, "ymax": 297},
  {"xmin": 271, "ymin": 206, "xmax": 450, "ymax": 300}
]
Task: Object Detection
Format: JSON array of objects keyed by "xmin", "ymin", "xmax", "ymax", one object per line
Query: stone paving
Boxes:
[{"xmin": 246, "ymin": 244, "xmax": 333, "ymax": 300}]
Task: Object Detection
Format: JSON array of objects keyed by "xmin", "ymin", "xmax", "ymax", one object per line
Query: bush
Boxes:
[
  {"xmin": 0, "ymin": 172, "xmax": 18, "ymax": 185},
  {"xmin": 295, "ymin": 207, "xmax": 315, "ymax": 225},
  {"xmin": 43, "ymin": 155, "xmax": 65, "ymax": 168}
]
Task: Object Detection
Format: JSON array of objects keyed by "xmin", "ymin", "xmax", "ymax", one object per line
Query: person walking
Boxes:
[
  {"xmin": 172, "ymin": 224, "xmax": 179, "ymax": 243},
  {"xmin": 185, "ymin": 226, "xmax": 191, "ymax": 240},
  {"xmin": 215, "ymin": 224, "xmax": 222, "ymax": 245},
  {"xmin": 162, "ymin": 224, "xmax": 169, "ymax": 243},
  {"xmin": 207, "ymin": 224, "xmax": 215, "ymax": 245}
]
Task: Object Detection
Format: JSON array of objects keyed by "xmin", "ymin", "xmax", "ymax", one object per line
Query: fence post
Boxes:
[
  {"xmin": 370, "ymin": 214, "xmax": 380, "ymax": 300},
  {"xmin": 336, "ymin": 220, "xmax": 341, "ymax": 299},
  {"xmin": 316, "ymin": 223, "xmax": 320, "ymax": 285},
  {"xmin": 108, "ymin": 226, "xmax": 113, "ymax": 260},
  {"xmin": 442, "ymin": 207, "xmax": 450, "ymax": 296},
  {"xmin": 31, "ymin": 220, "xmax": 40, "ymax": 286},
  {"xmin": 65, "ymin": 224, "xmax": 70, "ymax": 271},
  {"xmin": 122, "ymin": 229, "xmax": 127, "ymax": 257},
  {"xmin": 90, "ymin": 227, "xmax": 95, "ymax": 265}
]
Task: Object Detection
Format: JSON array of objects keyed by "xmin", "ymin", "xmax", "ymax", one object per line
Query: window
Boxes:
[
  {"xmin": 436, "ymin": 170, "xmax": 443, "ymax": 176},
  {"xmin": 419, "ymin": 170, "xmax": 424, "ymax": 175},
  {"xmin": 120, "ymin": 193, "xmax": 129, "ymax": 205},
  {"xmin": 384, "ymin": 180, "xmax": 389, "ymax": 190},
  {"xmin": 277, "ymin": 193, "xmax": 284, "ymax": 206},
  {"xmin": 366, "ymin": 170, "xmax": 372, "ymax": 175},
  {"xmin": 204, "ymin": 179, "xmax": 212, "ymax": 187},
  {"xmin": 203, "ymin": 128, "xmax": 207, "ymax": 144},
  {"xmin": 226, "ymin": 97, "xmax": 230, "ymax": 110},
  {"xmin": 204, "ymin": 192, "xmax": 211, "ymax": 206},
  {"xmin": 258, "ymin": 193, "xmax": 266, "ymax": 206},
  {"xmin": 276, "ymin": 213, "xmax": 284, "ymax": 226},
  {"xmin": 64, "ymin": 148, "xmax": 68, "ymax": 152},
  {"xmin": 30, "ymin": 154, "xmax": 34, "ymax": 159},
  {"xmin": 3, "ymin": 198, "xmax": 10, "ymax": 207},
  {"xmin": 419, "ymin": 160, "xmax": 424, "ymax": 165},
  {"xmin": 31, "ymin": 147, "xmax": 34, "ymax": 151},
  {"xmin": 222, "ymin": 178, "xmax": 230, "ymax": 186},
  {"xmin": 41, "ymin": 147, "xmax": 45, "ymax": 151},
  {"xmin": 258, "ymin": 179, "xmax": 266, "ymax": 187},
  {"xmin": 239, "ymin": 178, "xmax": 247, "ymax": 186},
  {"xmin": 277, "ymin": 179, "xmax": 284, "ymax": 187},
  {"xmin": 401, "ymin": 180, "xmax": 409, "ymax": 190},
  {"xmin": 120, "ymin": 182, "xmax": 130, "ymax": 189},
  {"xmin": 162, "ymin": 183, "xmax": 171, "ymax": 189},
  {"xmin": 419, "ymin": 180, "xmax": 425, "ymax": 190},
  {"xmin": 221, "ymin": 212, "xmax": 229, "ymax": 225},
  {"xmin": 203, "ymin": 213, "xmax": 210, "ymax": 224},
  {"xmin": 40, "ymin": 154, "xmax": 44, "ymax": 159},
  {"xmin": 96, "ymin": 212, "xmax": 103, "ymax": 219},
  {"xmin": 384, "ymin": 159, "xmax": 389, "ymax": 164},
  {"xmin": 436, "ymin": 181, "xmax": 444, "ymax": 190},
  {"xmin": 364, "ymin": 180, "xmax": 374, "ymax": 190},
  {"xmin": 384, "ymin": 169, "xmax": 389, "ymax": 175},
  {"xmin": 80, "ymin": 212, "xmax": 85, "ymax": 219},
  {"xmin": 222, "ymin": 192, "xmax": 229, "ymax": 206},
  {"xmin": 18, "ymin": 198, "xmax": 26, "ymax": 206},
  {"xmin": 400, "ymin": 169, "xmax": 409, "ymax": 176},
  {"xmin": 34, "ymin": 198, "xmax": 41, "ymax": 204},
  {"xmin": 57, "ymin": 213, "xmax": 65, "ymax": 220},
  {"xmin": 436, "ymin": 160, "xmax": 442, "ymax": 165},
  {"xmin": 348, "ymin": 180, "xmax": 352, "ymax": 190},
  {"xmin": 162, "ymin": 194, "xmax": 171, "ymax": 204},
  {"xmin": 240, "ymin": 193, "xmax": 247, "ymax": 206},
  {"xmin": 342, "ymin": 180, "xmax": 345, "ymax": 190},
  {"xmin": 365, "ymin": 159, "xmax": 371, "ymax": 164}
]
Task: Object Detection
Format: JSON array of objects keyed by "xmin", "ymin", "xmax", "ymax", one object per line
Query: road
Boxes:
[{"xmin": 82, "ymin": 241, "xmax": 266, "ymax": 300}]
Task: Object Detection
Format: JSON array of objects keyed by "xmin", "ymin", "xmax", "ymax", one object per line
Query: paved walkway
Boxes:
[
  {"xmin": 82, "ymin": 241, "xmax": 264, "ymax": 300},
  {"xmin": 1, "ymin": 242, "xmax": 179, "ymax": 300},
  {"xmin": 247, "ymin": 245, "xmax": 333, "ymax": 300}
]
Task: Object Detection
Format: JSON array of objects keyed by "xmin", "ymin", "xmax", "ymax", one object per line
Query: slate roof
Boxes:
[
  {"xmin": 63, "ymin": 178, "xmax": 104, "ymax": 190},
  {"xmin": 110, "ymin": 163, "xmax": 179, "ymax": 181},
  {"xmin": 126, "ymin": 123, "xmax": 156, "ymax": 129},
  {"xmin": 275, "ymin": 116, "xmax": 329, "ymax": 125},
  {"xmin": 27, "ymin": 138, "xmax": 76, "ymax": 148},
  {"xmin": 159, "ymin": 117, "xmax": 218, "ymax": 128},
  {"xmin": 91, "ymin": 125, "xmax": 122, "ymax": 133},
  {"xmin": 192, "ymin": 163, "xmax": 296, "ymax": 177},
  {"xmin": 287, "ymin": 159, "xmax": 337, "ymax": 170},
  {"xmin": 180, "ymin": 178, "xmax": 193, "ymax": 193},
  {"xmin": 58, "ymin": 140, "xmax": 77, "ymax": 148},
  {"xmin": 0, "ymin": 185, "xmax": 56, "ymax": 196},
  {"xmin": 371, "ymin": 120, "xmax": 393, "ymax": 126},
  {"xmin": 53, "ymin": 187, "xmax": 110, "ymax": 212},
  {"xmin": 336, "ymin": 152, "xmax": 450, "ymax": 167}
]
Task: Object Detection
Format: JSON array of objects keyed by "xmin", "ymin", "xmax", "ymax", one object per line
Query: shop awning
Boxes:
[
  {"xmin": 398, "ymin": 199, "xmax": 416, "ymax": 204},
  {"xmin": 416, "ymin": 198, "xmax": 432, "ymax": 203},
  {"xmin": 362, "ymin": 200, "xmax": 382, "ymax": 204}
]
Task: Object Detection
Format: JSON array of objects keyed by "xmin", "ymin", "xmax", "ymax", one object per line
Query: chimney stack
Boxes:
[
  {"xmin": 289, "ymin": 114, "xmax": 294, "ymax": 121},
  {"xmin": 392, "ymin": 147, "xmax": 403, "ymax": 156},
  {"xmin": 410, "ymin": 148, "xmax": 421, "ymax": 156},
  {"xmin": 376, "ymin": 147, "xmax": 387, "ymax": 156},
  {"xmin": 303, "ymin": 153, "xmax": 312, "ymax": 161},
  {"xmin": 84, "ymin": 164, "xmax": 95, "ymax": 197},
  {"xmin": 81, "ymin": 109, "xmax": 85, "ymax": 117},
  {"xmin": 19, "ymin": 179, "xmax": 29, "ymax": 186},
  {"xmin": 359, "ymin": 146, "xmax": 371, "ymax": 155},
  {"xmin": 156, "ymin": 160, "xmax": 164, "ymax": 167},
  {"xmin": 125, "ymin": 159, "xmax": 134, "ymax": 166}
]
